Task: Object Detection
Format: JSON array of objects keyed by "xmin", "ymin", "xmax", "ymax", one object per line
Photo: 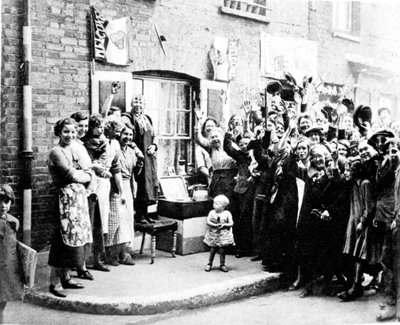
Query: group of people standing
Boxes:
[
  {"xmin": 46, "ymin": 84, "xmax": 158, "ymax": 298},
  {"xmin": 196, "ymin": 78, "xmax": 400, "ymax": 322}
]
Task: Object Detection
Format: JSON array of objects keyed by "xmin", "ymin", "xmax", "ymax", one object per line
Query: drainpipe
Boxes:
[{"xmin": 21, "ymin": 0, "xmax": 33, "ymax": 246}]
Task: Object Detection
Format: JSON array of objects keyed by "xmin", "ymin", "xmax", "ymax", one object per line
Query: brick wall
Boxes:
[{"xmin": 1, "ymin": 0, "xmax": 400, "ymax": 249}]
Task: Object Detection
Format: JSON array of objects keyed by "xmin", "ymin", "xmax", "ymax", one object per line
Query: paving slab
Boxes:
[{"xmin": 25, "ymin": 250, "xmax": 281, "ymax": 315}]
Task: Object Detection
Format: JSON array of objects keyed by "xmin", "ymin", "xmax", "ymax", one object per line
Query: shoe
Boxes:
[
  {"xmin": 251, "ymin": 255, "xmax": 262, "ymax": 262},
  {"xmin": 106, "ymin": 259, "xmax": 119, "ymax": 266},
  {"xmin": 235, "ymin": 253, "xmax": 244, "ymax": 258},
  {"xmin": 49, "ymin": 285, "xmax": 67, "ymax": 298},
  {"xmin": 205, "ymin": 264, "xmax": 212, "ymax": 272},
  {"xmin": 93, "ymin": 263, "xmax": 110, "ymax": 272},
  {"xmin": 219, "ymin": 265, "xmax": 229, "ymax": 272},
  {"xmin": 288, "ymin": 282, "xmax": 301, "ymax": 291},
  {"xmin": 376, "ymin": 304, "xmax": 397, "ymax": 322},
  {"xmin": 120, "ymin": 255, "xmax": 135, "ymax": 265},
  {"xmin": 338, "ymin": 284, "xmax": 363, "ymax": 302},
  {"xmin": 61, "ymin": 279, "xmax": 84, "ymax": 289},
  {"xmin": 299, "ymin": 287, "xmax": 312, "ymax": 298},
  {"xmin": 76, "ymin": 270, "xmax": 94, "ymax": 280}
]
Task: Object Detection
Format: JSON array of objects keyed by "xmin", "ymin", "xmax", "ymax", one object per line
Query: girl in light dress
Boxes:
[{"xmin": 204, "ymin": 195, "xmax": 235, "ymax": 272}]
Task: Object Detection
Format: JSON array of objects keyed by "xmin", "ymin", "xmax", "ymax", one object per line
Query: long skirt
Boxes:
[
  {"xmin": 119, "ymin": 179, "xmax": 134, "ymax": 245},
  {"xmin": 97, "ymin": 177, "xmax": 111, "ymax": 234},
  {"xmin": 232, "ymin": 188, "xmax": 255, "ymax": 254},
  {"xmin": 49, "ymin": 183, "xmax": 92, "ymax": 268},
  {"xmin": 106, "ymin": 191, "xmax": 130, "ymax": 247}
]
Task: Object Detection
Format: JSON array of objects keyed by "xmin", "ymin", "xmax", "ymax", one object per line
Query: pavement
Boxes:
[{"xmin": 24, "ymin": 249, "xmax": 282, "ymax": 315}]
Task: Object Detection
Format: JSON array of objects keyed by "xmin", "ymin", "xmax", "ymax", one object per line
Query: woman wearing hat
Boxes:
[
  {"xmin": 295, "ymin": 144, "xmax": 344, "ymax": 297},
  {"xmin": 305, "ymin": 125, "xmax": 324, "ymax": 146},
  {"xmin": 47, "ymin": 118, "xmax": 93, "ymax": 297},
  {"xmin": 122, "ymin": 95, "xmax": 158, "ymax": 224}
]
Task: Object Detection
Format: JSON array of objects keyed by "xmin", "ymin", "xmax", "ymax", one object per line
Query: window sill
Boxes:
[
  {"xmin": 331, "ymin": 31, "xmax": 361, "ymax": 43},
  {"xmin": 219, "ymin": 6, "xmax": 270, "ymax": 24}
]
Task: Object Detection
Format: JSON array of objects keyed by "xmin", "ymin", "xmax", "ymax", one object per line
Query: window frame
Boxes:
[
  {"xmin": 131, "ymin": 75, "xmax": 195, "ymax": 176},
  {"xmin": 331, "ymin": 1, "xmax": 361, "ymax": 42},
  {"xmin": 132, "ymin": 76, "xmax": 193, "ymax": 140}
]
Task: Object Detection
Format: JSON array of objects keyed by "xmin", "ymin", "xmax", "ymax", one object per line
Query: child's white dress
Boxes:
[{"xmin": 203, "ymin": 210, "xmax": 235, "ymax": 247}]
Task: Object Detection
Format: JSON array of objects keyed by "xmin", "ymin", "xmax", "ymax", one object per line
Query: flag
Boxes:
[{"xmin": 91, "ymin": 6, "xmax": 131, "ymax": 66}]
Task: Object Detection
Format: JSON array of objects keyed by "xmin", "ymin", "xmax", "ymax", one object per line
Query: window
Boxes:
[
  {"xmin": 332, "ymin": 1, "xmax": 360, "ymax": 40},
  {"xmin": 220, "ymin": 0, "xmax": 271, "ymax": 24},
  {"xmin": 132, "ymin": 77, "xmax": 194, "ymax": 177},
  {"xmin": 332, "ymin": 1, "xmax": 352, "ymax": 32}
]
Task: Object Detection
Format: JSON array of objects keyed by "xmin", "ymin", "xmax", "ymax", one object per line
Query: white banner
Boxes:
[
  {"xmin": 260, "ymin": 33, "xmax": 318, "ymax": 83},
  {"xmin": 105, "ymin": 17, "xmax": 130, "ymax": 66},
  {"xmin": 91, "ymin": 6, "xmax": 131, "ymax": 66}
]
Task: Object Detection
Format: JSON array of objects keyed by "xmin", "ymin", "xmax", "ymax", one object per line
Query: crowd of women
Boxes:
[
  {"xmin": 46, "ymin": 83, "xmax": 158, "ymax": 298},
  {"xmin": 195, "ymin": 78, "xmax": 400, "ymax": 322},
  {"xmin": 41, "ymin": 74, "xmax": 400, "ymax": 320}
]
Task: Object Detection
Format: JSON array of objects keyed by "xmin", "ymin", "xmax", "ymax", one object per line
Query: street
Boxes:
[{"xmin": 4, "ymin": 289, "xmax": 385, "ymax": 325}]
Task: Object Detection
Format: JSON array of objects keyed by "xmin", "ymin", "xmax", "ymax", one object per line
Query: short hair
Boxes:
[
  {"xmin": 295, "ymin": 136, "xmax": 310, "ymax": 150},
  {"xmin": 88, "ymin": 114, "xmax": 104, "ymax": 130},
  {"xmin": 228, "ymin": 114, "xmax": 243, "ymax": 125},
  {"xmin": 0, "ymin": 184, "xmax": 15, "ymax": 204},
  {"xmin": 104, "ymin": 119, "xmax": 123, "ymax": 136},
  {"xmin": 54, "ymin": 118, "xmax": 77, "ymax": 137},
  {"xmin": 201, "ymin": 117, "xmax": 219, "ymax": 137},
  {"xmin": 120, "ymin": 123, "xmax": 136, "ymax": 139},
  {"xmin": 213, "ymin": 194, "xmax": 229, "ymax": 208},
  {"xmin": 70, "ymin": 112, "xmax": 88, "ymax": 122},
  {"xmin": 310, "ymin": 143, "xmax": 331, "ymax": 161},
  {"xmin": 378, "ymin": 107, "xmax": 390, "ymax": 116}
]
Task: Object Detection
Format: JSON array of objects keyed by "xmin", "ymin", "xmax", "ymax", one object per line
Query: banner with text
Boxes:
[{"xmin": 91, "ymin": 6, "xmax": 131, "ymax": 66}]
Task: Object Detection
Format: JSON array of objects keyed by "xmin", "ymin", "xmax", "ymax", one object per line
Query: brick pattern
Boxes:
[{"xmin": 1, "ymin": 0, "xmax": 400, "ymax": 249}]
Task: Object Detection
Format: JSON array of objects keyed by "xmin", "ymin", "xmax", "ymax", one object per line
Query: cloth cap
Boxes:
[
  {"xmin": 368, "ymin": 128, "xmax": 395, "ymax": 146},
  {"xmin": 305, "ymin": 125, "xmax": 324, "ymax": 137}
]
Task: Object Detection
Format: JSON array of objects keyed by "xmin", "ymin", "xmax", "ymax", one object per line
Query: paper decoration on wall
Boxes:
[
  {"xmin": 228, "ymin": 40, "xmax": 239, "ymax": 80},
  {"xmin": 90, "ymin": 6, "xmax": 131, "ymax": 66},
  {"xmin": 209, "ymin": 37, "xmax": 229, "ymax": 81},
  {"xmin": 209, "ymin": 37, "xmax": 239, "ymax": 82},
  {"xmin": 260, "ymin": 32, "xmax": 318, "ymax": 85}
]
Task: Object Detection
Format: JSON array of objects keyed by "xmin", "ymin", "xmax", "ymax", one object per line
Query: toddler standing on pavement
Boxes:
[
  {"xmin": 204, "ymin": 195, "xmax": 235, "ymax": 272},
  {"xmin": 0, "ymin": 184, "xmax": 24, "ymax": 324}
]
